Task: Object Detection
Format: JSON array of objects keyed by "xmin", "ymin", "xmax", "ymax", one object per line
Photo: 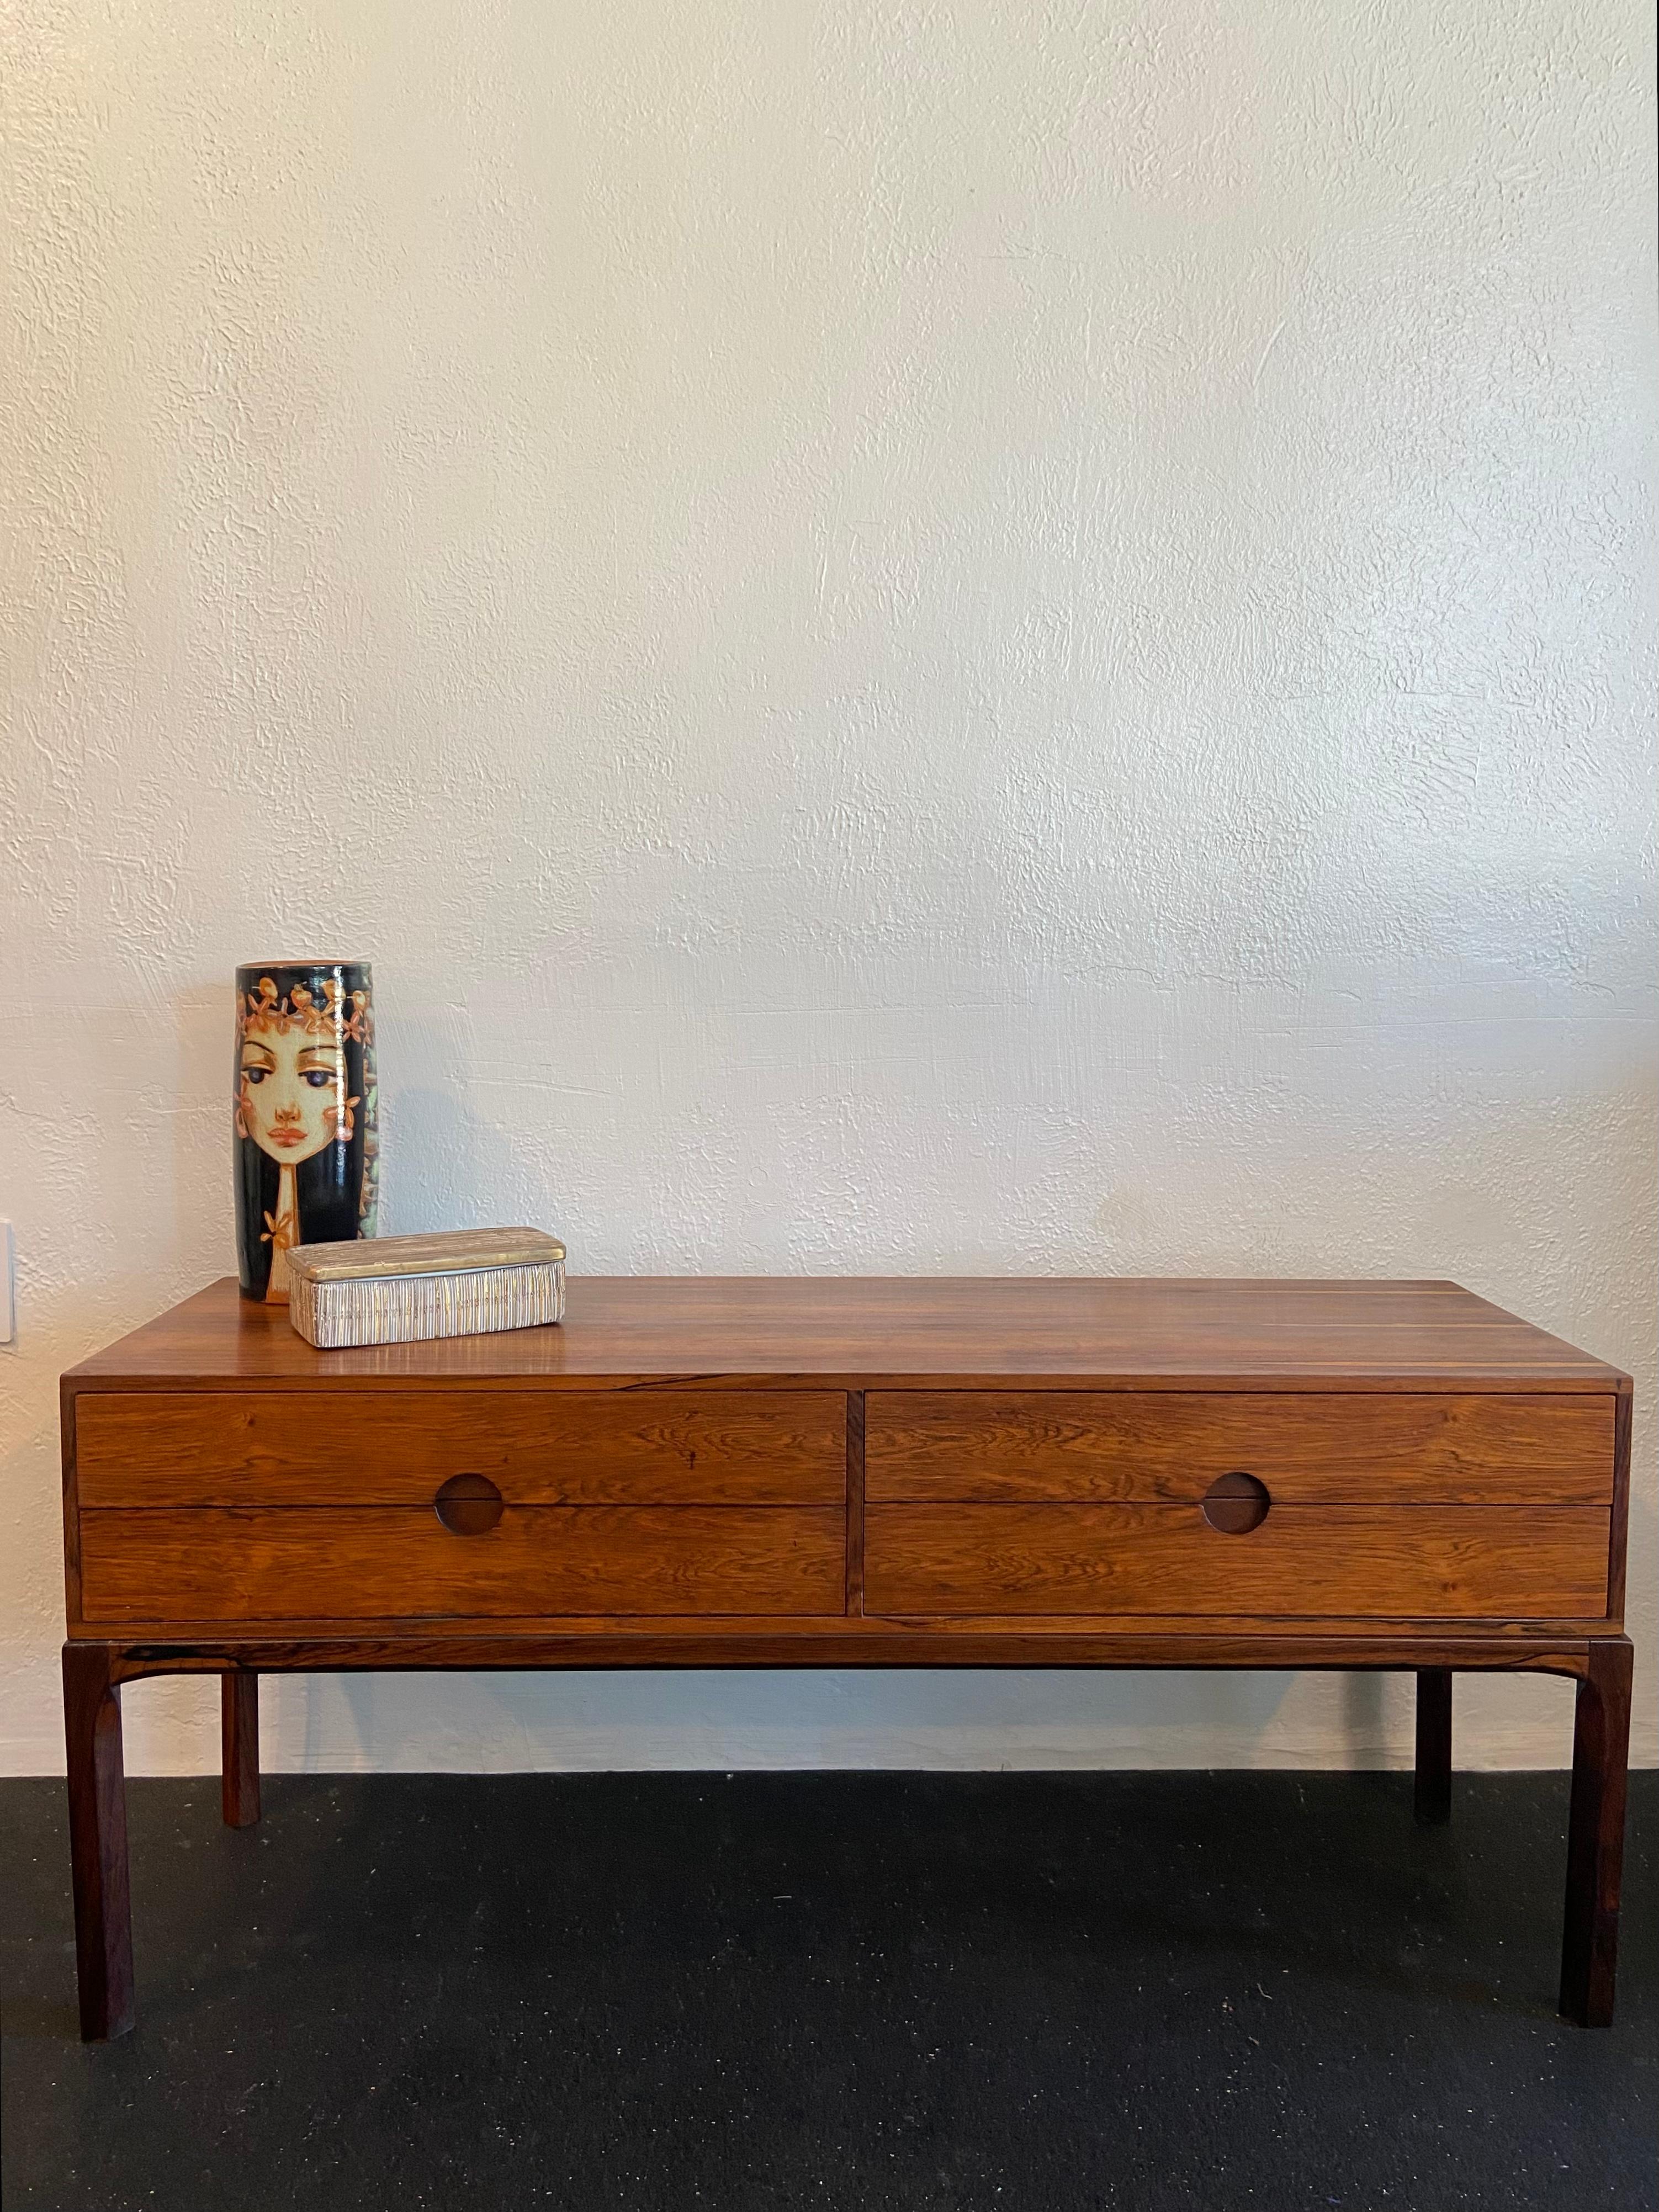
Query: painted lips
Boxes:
[{"xmin": 268, "ymin": 1126, "xmax": 308, "ymax": 1148}]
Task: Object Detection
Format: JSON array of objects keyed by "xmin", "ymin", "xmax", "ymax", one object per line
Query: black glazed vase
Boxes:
[{"xmin": 232, "ymin": 961, "xmax": 379, "ymax": 1303}]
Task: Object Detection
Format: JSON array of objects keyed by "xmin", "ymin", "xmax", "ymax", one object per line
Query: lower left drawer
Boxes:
[{"xmin": 77, "ymin": 1506, "xmax": 845, "ymax": 1621}]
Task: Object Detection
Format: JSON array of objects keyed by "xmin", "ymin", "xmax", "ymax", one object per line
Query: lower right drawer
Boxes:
[{"xmin": 862, "ymin": 1503, "xmax": 1611, "ymax": 1619}]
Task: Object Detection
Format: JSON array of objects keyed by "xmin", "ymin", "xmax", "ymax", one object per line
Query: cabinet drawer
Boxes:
[
  {"xmin": 864, "ymin": 1503, "xmax": 1610, "ymax": 1619},
  {"xmin": 78, "ymin": 1505, "xmax": 846, "ymax": 1622},
  {"xmin": 866, "ymin": 1392, "xmax": 1615, "ymax": 1504},
  {"xmin": 73, "ymin": 1391, "xmax": 846, "ymax": 1507}
]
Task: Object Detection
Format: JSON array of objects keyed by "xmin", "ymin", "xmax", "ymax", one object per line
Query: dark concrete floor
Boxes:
[{"xmin": 2, "ymin": 1769, "xmax": 1654, "ymax": 2210}]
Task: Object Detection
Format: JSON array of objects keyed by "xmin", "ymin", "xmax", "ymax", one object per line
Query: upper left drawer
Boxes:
[{"xmin": 71, "ymin": 1391, "xmax": 847, "ymax": 1507}]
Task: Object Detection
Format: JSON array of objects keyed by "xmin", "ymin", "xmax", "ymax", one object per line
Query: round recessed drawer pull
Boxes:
[
  {"xmin": 1201, "ymin": 1471, "xmax": 1270, "ymax": 1534},
  {"xmin": 434, "ymin": 1473, "xmax": 504, "ymax": 1535}
]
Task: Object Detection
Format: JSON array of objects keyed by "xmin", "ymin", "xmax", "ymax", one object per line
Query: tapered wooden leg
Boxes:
[
  {"xmin": 221, "ymin": 1673, "xmax": 261, "ymax": 1828},
  {"xmin": 62, "ymin": 1643, "xmax": 135, "ymax": 2041},
  {"xmin": 1414, "ymin": 1668, "xmax": 1453, "ymax": 1824},
  {"xmin": 1560, "ymin": 1638, "xmax": 1633, "ymax": 2027}
]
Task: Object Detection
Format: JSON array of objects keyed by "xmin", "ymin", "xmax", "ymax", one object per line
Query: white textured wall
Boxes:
[{"xmin": 3, "ymin": 1, "xmax": 1655, "ymax": 1776}]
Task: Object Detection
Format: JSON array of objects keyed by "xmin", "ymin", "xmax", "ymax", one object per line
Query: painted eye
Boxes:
[
  {"xmin": 243, "ymin": 1067, "xmax": 269, "ymax": 1084},
  {"xmin": 302, "ymin": 1069, "xmax": 334, "ymax": 1088}
]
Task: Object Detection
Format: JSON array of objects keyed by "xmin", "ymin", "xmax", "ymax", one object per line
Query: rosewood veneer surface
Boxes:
[
  {"xmin": 60, "ymin": 1275, "xmax": 1634, "ymax": 2037},
  {"xmin": 65, "ymin": 1273, "xmax": 1624, "ymax": 1388}
]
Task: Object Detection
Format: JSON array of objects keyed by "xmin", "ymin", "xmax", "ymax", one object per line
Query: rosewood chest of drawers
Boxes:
[{"xmin": 61, "ymin": 1276, "xmax": 1634, "ymax": 2038}]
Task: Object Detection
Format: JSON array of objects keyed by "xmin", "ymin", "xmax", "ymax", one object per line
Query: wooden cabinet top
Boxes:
[{"xmin": 64, "ymin": 1276, "xmax": 1626, "ymax": 1393}]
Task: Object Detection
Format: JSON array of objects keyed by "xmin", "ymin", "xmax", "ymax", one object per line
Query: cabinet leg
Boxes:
[
  {"xmin": 62, "ymin": 1643, "xmax": 135, "ymax": 2041},
  {"xmin": 221, "ymin": 1673, "xmax": 261, "ymax": 1828},
  {"xmin": 1560, "ymin": 1638, "xmax": 1633, "ymax": 2027},
  {"xmin": 1414, "ymin": 1668, "xmax": 1453, "ymax": 1824}
]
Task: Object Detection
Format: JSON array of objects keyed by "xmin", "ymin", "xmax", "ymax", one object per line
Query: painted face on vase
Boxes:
[
  {"xmin": 237, "ymin": 1023, "xmax": 352, "ymax": 1165},
  {"xmin": 233, "ymin": 966, "xmax": 377, "ymax": 1303}
]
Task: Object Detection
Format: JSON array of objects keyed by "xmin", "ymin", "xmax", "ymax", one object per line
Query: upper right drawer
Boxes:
[{"xmin": 865, "ymin": 1392, "xmax": 1616, "ymax": 1504}]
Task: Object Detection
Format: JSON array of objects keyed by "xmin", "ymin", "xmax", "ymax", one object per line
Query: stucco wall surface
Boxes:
[{"xmin": 2, "ymin": 1, "xmax": 1655, "ymax": 1775}]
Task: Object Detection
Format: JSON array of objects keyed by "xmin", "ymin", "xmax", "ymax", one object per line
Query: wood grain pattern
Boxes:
[
  {"xmin": 1608, "ymin": 1382, "xmax": 1632, "ymax": 1621},
  {"xmin": 866, "ymin": 1392, "xmax": 1616, "ymax": 1503},
  {"xmin": 845, "ymin": 1390, "xmax": 866, "ymax": 1616},
  {"xmin": 57, "ymin": 1275, "xmax": 1636, "ymax": 2036},
  {"xmin": 79, "ymin": 1507, "xmax": 846, "ymax": 1622},
  {"xmin": 863, "ymin": 1503, "xmax": 1610, "ymax": 1619},
  {"xmin": 73, "ymin": 1613, "xmax": 1623, "ymax": 1651},
  {"xmin": 60, "ymin": 1384, "xmax": 83, "ymax": 1628},
  {"xmin": 73, "ymin": 1389, "xmax": 847, "ymax": 1507},
  {"xmin": 61, "ymin": 1642, "xmax": 133, "ymax": 2040},
  {"xmin": 63, "ymin": 1275, "xmax": 1626, "ymax": 1391},
  {"xmin": 220, "ymin": 1673, "xmax": 261, "ymax": 1828},
  {"xmin": 95, "ymin": 1628, "xmax": 1612, "ymax": 1679},
  {"xmin": 1560, "ymin": 1637, "xmax": 1634, "ymax": 2025}
]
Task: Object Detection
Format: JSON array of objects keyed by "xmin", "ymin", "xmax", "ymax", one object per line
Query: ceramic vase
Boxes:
[{"xmin": 232, "ymin": 961, "xmax": 379, "ymax": 1303}]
